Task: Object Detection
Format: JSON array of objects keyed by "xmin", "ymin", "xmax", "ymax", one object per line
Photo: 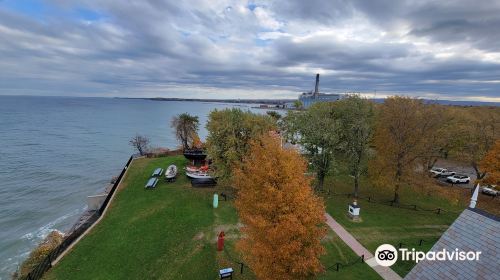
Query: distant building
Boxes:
[{"xmin": 298, "ymin": 74, "xmax": 343, "ymax": 108}]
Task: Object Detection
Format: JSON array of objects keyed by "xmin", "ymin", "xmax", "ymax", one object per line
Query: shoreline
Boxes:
[
  {"xmin": 117, "ymin": 97, "xmax": 500, "ymax": 107},
  {"xmin": 118, "ymin": 97, "xmax": 295, "ymax": 105}
]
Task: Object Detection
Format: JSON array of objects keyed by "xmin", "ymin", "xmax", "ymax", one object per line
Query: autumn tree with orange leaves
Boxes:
[
  {"xmin": 480, "ymin": 139, "xmax": 500, "ymax": 185},
  {"xmin": 233, "ymin": 135, "xmax": 326, "ymax": 280}
]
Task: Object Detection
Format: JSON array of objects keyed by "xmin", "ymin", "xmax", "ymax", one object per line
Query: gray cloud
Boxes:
[{"xmin": 0, "ymin": 0, "xmax": 499, "ymax": 101}]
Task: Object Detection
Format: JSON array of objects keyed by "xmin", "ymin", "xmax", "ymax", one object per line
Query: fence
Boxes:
[
  {"xmin": 324, "ymin": 236, "xmax": 440, "ymax": 274},
  {"xmin": 323, "ymin": 190, "xmax": 462, "ymax": 215},
  {"xmin": 326, "ymin": 254, "xmax": 365, "ymax": 272},
  {"xmin": 393, "ymin": 237, "xmax": 440, "ymax": 249},
  {"xmin": 223, "ymin": 247, "xmax": 246, "ymax": 275},
  {"xmin": 20, "ymin": 155, "xmax": 134, "ymax": 280}
]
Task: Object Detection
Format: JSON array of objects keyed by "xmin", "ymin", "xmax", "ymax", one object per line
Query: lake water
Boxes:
[{"xmin": 0, "ymin": 96, "xmax": 265, "ymax": 279}]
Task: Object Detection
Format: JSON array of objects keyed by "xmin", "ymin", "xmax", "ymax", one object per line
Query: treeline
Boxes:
[
  {"xmin": 286, "ymin": 96, "xmax": 499, "ymax": 202},
  {"xmin": 203, "ymin": 96, "xmax": 499, "ymax": 203},
  {"xmin": 166, "ymin": 99, "xmax": 498, "ymax": 279}
]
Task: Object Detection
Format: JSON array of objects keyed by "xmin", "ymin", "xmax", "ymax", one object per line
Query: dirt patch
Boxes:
[
  {"xmin": 193, "ymin": 232, "xmax": 205, "ymax": 241},
  {"xmin": 213, "ymin": 224, "xmax": 243, "ymax": 241}
]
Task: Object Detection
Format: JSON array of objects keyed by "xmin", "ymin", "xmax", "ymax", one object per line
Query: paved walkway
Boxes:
[{"xmin": 325, "ymin": 213, "xmax": 402, "ymax": 280}]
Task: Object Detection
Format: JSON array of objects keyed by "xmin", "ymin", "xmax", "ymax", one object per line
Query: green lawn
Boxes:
[
  {"xmin": 45, "ymin": 156, "xmax": 379, "ymax": 280},
  {"xmin": 319, "ymin": 230, "xmax": 381, "ymax": 280},
  {"xmin": 45, "ymin": 156, "xmax": 220, "ymax": 280},
  {"xmin": 321, "ymin": 172, "xmax": 464, "ymax": 277}
]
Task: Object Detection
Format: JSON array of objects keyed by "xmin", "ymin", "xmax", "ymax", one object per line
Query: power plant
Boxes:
[{"xmin": 298, "ymin": 74, "xmax": 343, "ymax": 108}]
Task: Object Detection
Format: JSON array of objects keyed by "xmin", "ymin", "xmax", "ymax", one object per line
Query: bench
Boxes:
[
  {"xmin": 219, "ymin": 268, "xmax": 233, "ymax": 279},
  {"xmin": 152, "ymin": 168, "xmax": 163, "ymax": 177},
  {"xmin": 145, "ymin": 177, "xmax": 158, "ymax": 189}
]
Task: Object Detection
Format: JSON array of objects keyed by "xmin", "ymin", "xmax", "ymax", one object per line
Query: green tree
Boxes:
[
  {"xmin": 205, "ymin": 108, "xmax": 275, "ymax": 186},
  {"xmin": 266, "ymin": 110, "xmax": 282, "ymax": 122},
  {"xmin": 293, "ymin": 100, "xmax": 303, "ymax": 110},
  {"xmin": 171, "ymin": 113, "xmax": 199, "ymax": 151},
  {"xmin": 283, "ymin": 102, "xmax": 341, "ymax": 190},
  {"xmin": 334, "ymin": 95, "xmax": 374, "ymax": 197}
]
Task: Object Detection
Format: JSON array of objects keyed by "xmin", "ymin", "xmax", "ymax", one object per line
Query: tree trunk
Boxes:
[
  {"xmin": 353, "ymin": 175, "xmax": 359, "ymax": 198},
  {"xmin": 472, "ymin": 161, "xmax": 486, "ymax": 180},
  {"xmin": 427, "ymin": 158, "xmax": 438, "ymax": 171},
  {"xmin": 393, "ymin": 161, "xmax": 402, "ymax": 203},
  {"xmin": 353, "ymin": 152, "xmax": 362, "ymax": 198},
  {"xmin": 317, "ymin": 172, "xmax": 325, "ymax": 191},
  {"xmin": 393, "ymin": 185, "xmax": 400, "ymax": 204}
]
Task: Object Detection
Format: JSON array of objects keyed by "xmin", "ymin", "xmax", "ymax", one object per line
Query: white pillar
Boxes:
[{"xmin": 469, "ymin": 184, "xmax": 480, "ymax": 208}]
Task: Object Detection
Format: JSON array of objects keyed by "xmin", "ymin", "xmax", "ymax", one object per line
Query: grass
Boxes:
[
  {"xmin": 45, "ymin": 156, "xmax": 219, "ymax": 280},
  {"xmin": 318, "ymin": 230, "xmax": 381, "ymax": 280},
  {"xmin": 320, "ymin": 171, "xmax": 464, "ymax": 277},
  {"xmin": 45, "ymin": 156, "xmax": 381, "ymax": 280}
]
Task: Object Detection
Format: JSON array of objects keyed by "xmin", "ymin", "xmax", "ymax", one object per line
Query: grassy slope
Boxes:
[
  {"xmin": 45, "ymin": 156, "xmax": 218, "ymax": 280},
  {"xmin": 319, "ymin": 230, "xmax": 381, "ymax": 280},
  {"xmin": 321, "ymin": 171, "xmax": 463, "ymax": 276},
  {"xmin": 45, "ymin": 156, "xmax": 380, "ymax": 280}
]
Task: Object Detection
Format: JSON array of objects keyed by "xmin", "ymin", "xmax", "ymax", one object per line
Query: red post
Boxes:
[{"xmin": 217, "ymin": 231, "xmax": 225, "ymax": 251}]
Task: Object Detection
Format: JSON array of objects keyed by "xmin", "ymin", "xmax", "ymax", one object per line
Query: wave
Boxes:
[{"xmin": 21, "ymin": 208, "xmax": 82, "ymax": 242}]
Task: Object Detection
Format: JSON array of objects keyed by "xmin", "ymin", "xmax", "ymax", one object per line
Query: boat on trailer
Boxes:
[{"xmin": 185, "ymin": 170, "xmax": 213, "ymax": 179}]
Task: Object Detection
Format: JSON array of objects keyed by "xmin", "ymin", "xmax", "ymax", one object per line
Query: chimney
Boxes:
[
  {"xmin": 469, "ymin": 184, "xmax": 479, "ymax": 208},
  {"xmin": 314, "ymin": 73, "xmax": 320, "ymax": 96}
]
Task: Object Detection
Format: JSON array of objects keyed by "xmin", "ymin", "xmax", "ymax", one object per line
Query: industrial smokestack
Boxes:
[{"xmin": 314, "ymin": 73, "xmax": 320, "ymax": 96}]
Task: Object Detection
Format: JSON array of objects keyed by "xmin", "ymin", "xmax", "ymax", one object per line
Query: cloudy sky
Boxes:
[{"xmin": 0, "ymin": 0, "xmax": 499, "ymax": 101}]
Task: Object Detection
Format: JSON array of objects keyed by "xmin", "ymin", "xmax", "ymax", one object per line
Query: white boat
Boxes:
[
  {"xmin": 185, "ymin": 170, "xmax": 213, "ymax": 179},
  {"xmin": 165, "ymin": 165, "xmax": 178, "ymax": 180}
]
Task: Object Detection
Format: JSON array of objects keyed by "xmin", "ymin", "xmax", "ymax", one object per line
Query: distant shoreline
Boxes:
[
  {"xmin": 117, "ymin": 97, "xmax": 500, "ymax": 107},
  {"xmin": 0, "ymin": 95, "xmax": 497, "ymax": 107},
  {"xmin": 117, "ymin": 97, "xmax": 295, "ymax": 105}
]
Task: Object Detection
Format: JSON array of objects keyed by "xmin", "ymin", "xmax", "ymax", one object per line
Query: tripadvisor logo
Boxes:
[
  {"xmin": 375, "ymin": 244, "xmax": 482, "ymax": 267},
  {"xmin": 375, "ymin": 244, "xmax": 398, "ymax": 267}
]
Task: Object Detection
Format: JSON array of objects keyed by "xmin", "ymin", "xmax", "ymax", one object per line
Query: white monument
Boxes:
[{"xmin": 348, "ymin": 200, "xmax": 361, "ymax": 221}]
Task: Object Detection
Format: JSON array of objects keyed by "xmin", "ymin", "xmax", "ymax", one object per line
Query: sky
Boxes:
[{"xmin": 0, "ymin": 0, "xmax": 499, "ymax": 101}]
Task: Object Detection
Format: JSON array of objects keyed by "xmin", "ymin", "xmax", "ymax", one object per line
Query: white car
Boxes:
[
  {"xmin": 430, "ymin": 168, "xmax": 456, "ymax": 177},
  {"xmin": 481, "ymin": 185, "xmax": 498, "ymax": 196},
  {"xmin": 446, "ymin": 175, "xmax": 471, "ymax": 184}
]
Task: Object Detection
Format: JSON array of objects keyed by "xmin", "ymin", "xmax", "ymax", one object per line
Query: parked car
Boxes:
[
  {"xmin": 430, "ymin": 167, "xmax": 456, "ymax": 177},
  {"xmin": 481, "ymin": 185, "xmax": 499, "ymax": 196},
  {"xmin": 446, "ymin": 174, "xmax": 471, "ymax": 184}
]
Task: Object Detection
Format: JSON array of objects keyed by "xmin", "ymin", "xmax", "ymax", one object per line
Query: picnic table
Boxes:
[
  {"xmin": 219, "ymin": 268, "xmax": 233, "ymax": 279},
  {"xmin": 152, "ymin": 168, "xmax": 163, "ymax": 177},
  {"xmin": 145, "ymin": 177, "xmax": 158, "ymax": 189}
]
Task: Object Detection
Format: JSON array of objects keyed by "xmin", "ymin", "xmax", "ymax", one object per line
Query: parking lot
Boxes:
[{"xmin": 432, "ymin": 159, "xmax": 477, "ymax": 189}]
